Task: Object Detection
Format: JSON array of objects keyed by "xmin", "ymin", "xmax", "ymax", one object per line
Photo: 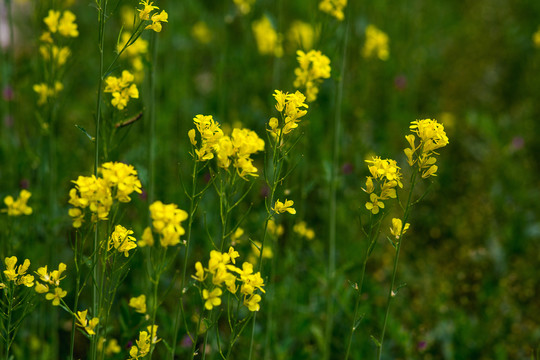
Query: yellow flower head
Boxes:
[
  {"xmin": 108, "ymin": 225, "xmax": 137, "ymax": 257},
  {"xmin": 362, "ymin": 24, "xmax": 389, "ymax": 61},
  {"xmin": 45, "ymin": 287, "xmax": 67, "ymax": 306},
  {"xmin": 319, "ymin": 0, "xmax": 347, "ymax": 21},
  {"xmin": 390, "ymin": 218, "xmax": 410, "ymax": 240},
  {"xmin": 273, "ymin": 199, "xmax": 296, "ymax": 215},
  {"xmin": 293, "ymin": 50, "xmax": 331, "ymax": 102},
  {"xmin": 233, "ymin": 0, "xmax": 256, "ymax": 15},
  {"xmin": 192, "ymin": 21, "xmax": 212, "ymax": 44},
  {"xmin": 202, "ymin": 288, "xmax": 222, "ymax": 310},
  {"xmin": 405, "ymin": 119, "xmax": 449, "ymax": 178},
  {"xmin": 100, "ymin": 162, "xmax": 142, "ymax": 202},
  {"xmin": 149, "ymin": 201, "xmax": 188, "ymax": 247},
  {"xmin": 252, "ymin": 16, "xmax": 283, "ymax": 57},
  {"xmin": 129, "ymin": 294, "xmax": 147, "ymax": 314},
  {"xmin": 3, "ymin": 190, "xmax": 32, "ymax": 216}
]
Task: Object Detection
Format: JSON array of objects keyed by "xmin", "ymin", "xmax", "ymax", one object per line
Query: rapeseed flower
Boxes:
[
  {"xmin": 252, "ymin": 16, "xmax": 283, "ymax": 57},
  {"xmin": 33, "ymin": 82, "xmax": 63, "ymax": 105},
  {"xmin": 293, "ymin": 50, "xmax": 331, "ymax": 102},
  {"xmin": 104, "ymin": 70, "xmax": 139, "ymax": 110},
  {"xmin": 293, "ymin": 221, "xmax": 315, "ymax": 240},
  {"xmin": 39, "ymin": 45, "xmax": 70, "ymax": 67},
  {"xmin": 3, "ymin": 190, "xmax": 32, "ymax": 216},
  {"xmin": 149, "ymin": 201, "xmax": 188, "ymax": 247},
  {"xmin": 363, "ymin": 157, "xmax": 402, "ymax": 214},
  {"xmin": 405, "ymin": 119, "xmax": 449, "ymax": 178},
  {"xmin": 138, "ymin": 1, "xmax": 168, "ymax": 33},
  {"xmin": 319, "ymin": 0, "xmax": 347, "ymax": 21},
  {"xmin": 269, "ymin": 90, "xmax": 308, "ymax": 137},
  {"xmin": 3, "ymin": 256, "xmax": 34, "ymax": 287},
  {"xmin": 45, "ymin": 287, "xmax": 67, "ymax": 306},
  {"xmin": 100, "ymin": 162, "xmax": 143, "ymax": 202},
  {"xmin": 108, "ymin": 225, "xmax": 137, "ymax": 257},
  {"xmin": 75, "ymin": 310, "xmax": 99, "ymax": 335},
  {"xmin": 287, "ymin": 21, "xmax": 316, "ymax": 50},
  {"xmin": 192, "ymin": 21, "xmax": 212, "ymax": 44},
  {"xmin": 129, "ymin": 294, "xmax": 147, "ymax": 314},
  {"xmin": 44, "ymin": 10, "xmax": 79, "ymax": 37},
  {"xmin": 273, "ymin": 199, "xmax": 296, "ymax": 215},
  {"xmin": 129, "ymin": 330, "xmax": 151, "ymax": 359},
  {"xmin": 390, "ymin": 218, "xmax": 410, "ymax": 240},
  {"xmin": 362, "ymin": 24, "xmax": 389, "ymax": 61},
  {"xmin": 233, "ymin": 0, "xmax": 256, "ymax": 14},
  {"xmin": 202, "ymin": 288, "xmax": 222, "ymax": 310}
]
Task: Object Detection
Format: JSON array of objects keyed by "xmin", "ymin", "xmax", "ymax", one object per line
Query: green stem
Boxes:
[
  {"xmin": 92, "ymin": 1, "xmax": 107, "ymax": 359},
  {"xmin": 170, "ymin": 161, "xmax": 198, "ymax": 359},
  {"xmin": 324, "ymin": 14, "xmax": 350, "ymax": 360},
  {"xmin": 148, "ymin": 32, "xmax": 157, "ymax": 205},
  {"xmin": 377, "ymin": 170, "xmax": 418, "ymax": 359},
  {"xmin": 344, "ymin": 218, "xmax": 379, "ymax": 360},
  {"xmin": 4, "ymin": 286, "xmax": 13, "ymax": 360}
]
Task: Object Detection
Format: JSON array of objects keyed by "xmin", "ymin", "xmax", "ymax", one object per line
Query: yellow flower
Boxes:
[
  {"xmin": 405, "ymin": 119, "xmax": 449, "ymax": 178},
  {"xmin": 35, "ymin": 282, "xmax": 49, "ymax": 293},
  {"xmin": 108, "ymin": 225, "xmax": 137, "ymax": 257},
  {"xmin": 129, "ymin": 294, "xmax": 147, "ymax": 314},
  {"xmin": 192, "ymin": 262, "xmax": 206, "ymax": 282},
  {"xmin": 252, "ymin": 16, "xmax": 283, "ymax": 57},
  {"xmin": 138, "ymin": 0, "xmax": 158, "ymax": 20},
  {"xmin": 44, "ymin": 10, "xmax": 61, "ymax": 33},
  {"xmin": 145, "ymin": 10, "xmax": 168, "ymax": 33},
  {"xmin": 3, "ymin": 190, "xmax": 32, "ymax": 216},
  {"xmin": 390, "ymin": 218, "xmax": 410, "ymax": 240},
  {"xmin": 534, "ymin": 26, "xmax": 540, "ymax": 48},
  {"xmin": 149, "ymin": 201, "xmax": 188, "ymax": 247},
  {"xmin": 362, "ymin": 24, "xmax": 389, "ymax": 61},
  {"xmin": 244, "ymin": 293, "xmax": 262, "ymax": 312},
  {"xmin": 75, "ymin": 310, "xmax": 99, "ymax": 335},
  {"xmin": 273, "ymin": 199, "xmax": 296, "ymax": 215},
  {"xmin": 46, "ymin": 287, "xmax": 67, "ymax": 306},
  {"xmin": 251, "ymin": 241, "xmax": 273, "ymax": 259},
  {"xmin": 319, "ymin": 0, "xmax": 347, "ymax": 21},
  {"xmin": 39, "ymin": 45, "xmax": 71, "ymax": 67},
  {"xmin": 104, "ymin": 70, "xmax": 139, "ymax": 110},
  {"xmin": 138, "ymin": 226, "xmax": 154, "ymax": 247},
  {"xmin": 233, "ymin": 0, "xmax": 256, "ymax": 15},
  {"xmin": 293, "ymin": 50, "xmax": 331, "ymax": 102},
  {"xmin": 293, "ymin": 221, "xmax": 315, "ymax": 240},
  {"xmin": 287, "ymin": 21, "xmax": 316, "ymax": 50},
  {"xmin": 57, "ymin": 10, "xmax": 79, "ymax": 37},
  {"xmin": 104, "ymin": 338, "xmax": 121, "ymax": 355},
  {"xmin": 365, "ymin": 193, "xmax": 384, "ymax": 215},
  {"xmin": 192, "ymin": 21, "xmax": 212, "ymax": 44},
  {"xmin": 202, "ymin": 288, "xmax": 222, "ymax": 310},
  {"xmin": 129, "ymin": 330, "xmax": 151, "ymax": 359}
]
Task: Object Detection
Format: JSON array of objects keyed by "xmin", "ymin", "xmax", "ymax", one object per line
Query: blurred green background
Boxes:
[{"xmin": 1, "ymin": 0, "xmax": 540, "ymax": 358}]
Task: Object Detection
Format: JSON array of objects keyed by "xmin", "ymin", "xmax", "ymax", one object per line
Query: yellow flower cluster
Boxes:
[
  {"xmin": 293, "ymin": 50, "xmax": 331, "ymax": 102},
  {"xmin": 142, "ymin": 201, "xmax": 188, "ymax": 247},
  {"xmin": 108, "ymin": 225, "xmax": 137, "ymax": 257},
  {"xmin": 188, "ymin": 115, "xmax": 265, "ymax": 179},
  {"xmin": 293, "ymin": 221, "xmax": 315, "ymax": 240},
  {"xmin": 287, "ymin": 21, "xmax": 316, "ymax": 51},
  {"xmin": 534, "ymin": 26, "xmax": 540, "ymax": 48},
  {"xmin": 43, "ymin": 10, "xmax": 79, "ymax": 38},
  {"xmin": 35, "ymin": 8, "xmax": 77, "ymax": 106},
  {"xmin": 363, "ymin": 157, "xmax": 403, "ymax": 214},
  {"xmin": 319, "ymin": 0, "xmax": 347, "ymax": 21},
  {"xmin": 268, "ymin": 90, "xmax": 308, "ymax": 138},
  {"xmin": 362, "ymin": 24, "xmax": 389, "ymax": 61},
  {"xmin": 104, "ymin": 70, "xmax": 139, "ymax": 110},
  {"xmin": 117, "ymin": 33, "xmax": 148, "ymax": 82},
  {"xmin": 68, "ymin": 162, "xmax": 142, "ymax": 228},
  {"xmin": 267, "ymin": 219, "xmax": 284, "ymax": 238},
  {"xmin": 138, "ymin": 1, "xmax": 168, "ymax": 32},
  {"xmin": 128, "ymin": 326, "xmax": 159, "ymax": 360},
  {"xmin": 2, "ymin": 257, "xmax": 34, "ymax": 287},
  {"xmin": 252, "ymin": 16, "xmax": 283, "ymax": 57},
  {"xmin": 404, "ymin": 119, "xmax": 449, "ymax": 178},
  {"xmin": 39, "ymin": 45, "xmax": 70, "ymax": 68},
  {"xmin": 34, "ymin": 263, "xmax": 68, "ymax": 306},
  {"xmin": 129, "ymin": 294, "xmax": 147, "ymax": 314},
  {"xmin": 233, "ymin": 0, "xmax": 256, "ymax": 15},
  {"xmin": 75, "ymin": 309, "xmax": 99, "ymax": 336},
  {"xmin": 2, "ymin": 190, "xmax": 32, "ymax": 216},
  {"xmin": 33, "ymin": 82, "xmax": 63, "ymax": 106},
  {"xmin": 192, "ymin": 247, "xmax": 265, "ymax": 312},
  {"xmin": 98, "ymin": 338, "xmax": 122, "ymax": 356},
  {"xmin": 191, "ymin": 21, "xmax": 213, "ymax": 44}
]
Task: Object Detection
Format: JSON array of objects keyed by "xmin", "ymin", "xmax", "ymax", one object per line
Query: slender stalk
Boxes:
[
  {"xmin": 377, "ymin": 170, "xmax": 418, "ymax": 359},
  {"xmin": 170, "ymin": 161, "xmax": 199, "ymax": 359},
  {"xmin": 344, "ymin": 218, "xmax": 379, "ymax": 359},
  {"xmin": 92, "ymin": 1, "xmax": 108, "ymax": 359},
  {"xmin": 4, "ymin": 286, "xmax": 13, "ymax": 360},
  {"xmin": 148, "ymin": 32, "xmax": 157, "ymax": 205},
  {"xmin": 323, "ymin": 14, "xmax": 350, "ymax": 360}
]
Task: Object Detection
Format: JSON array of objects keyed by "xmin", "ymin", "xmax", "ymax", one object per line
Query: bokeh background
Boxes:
[{"xmin": 1, "ymin": 0, "xmax": 539, "ymax": 358}]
